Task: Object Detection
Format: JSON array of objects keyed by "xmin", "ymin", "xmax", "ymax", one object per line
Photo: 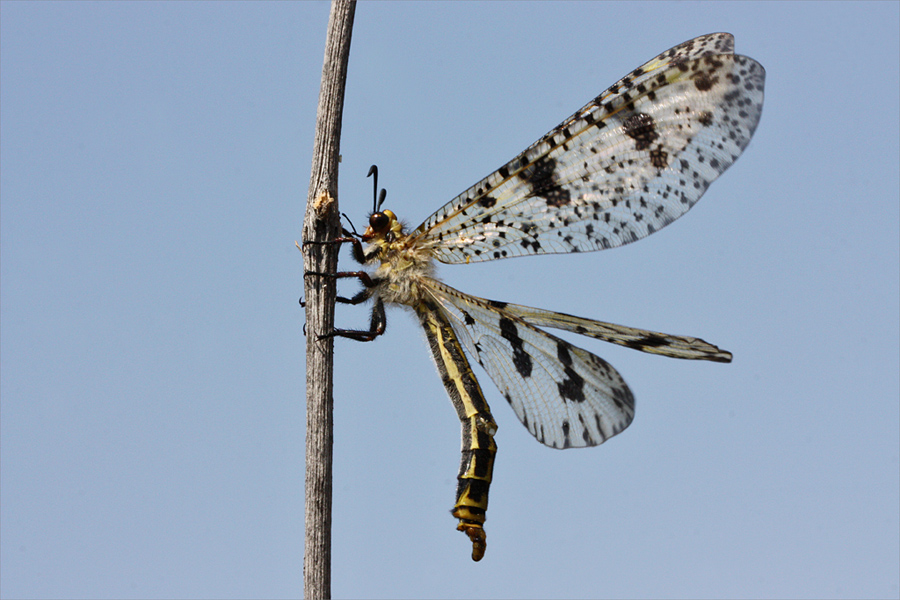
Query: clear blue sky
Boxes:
[{"xmin": 2, "ymin": 2, "xmax": 898, "ymax": 599}]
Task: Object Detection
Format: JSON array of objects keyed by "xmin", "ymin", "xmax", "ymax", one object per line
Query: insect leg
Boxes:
[
  {"xmin": 304, "ymin": 269, "xmax": 378, "ymax": 289},
  {"xmin": 302, "ymin": 269, "xmax": 386, "ymax": 340},
  {"xmin": 322, "ymin": 297, "xmax": 386, "ymax": 342},
  {"xmin": 302, "ymin": 232, "xmax": 377, "ymax": 265},
  {"xmin": 301, "ymin": 269, "xmax": 380, "ymax": 307}
]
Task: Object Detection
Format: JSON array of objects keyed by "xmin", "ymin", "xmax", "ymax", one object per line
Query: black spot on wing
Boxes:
[
  {"xmin": 555, "ymin": 342, "xmax": 586, "ymax": 403},
  {"xmin": 560, "ymin": 420, "xmax": 571, "ymax": 449},
  {"xmin": 579, "ymin": 414, "xmax": 596, "ymax": 446},
  {"xmin": 499, "ymin": 316, "xmax": 532, "ymax": 378},
  {"xmin": 520, "ymin": 156, "xmax": 572, "ymax": 207},
  {"xmin": 612, "ymin": 383, "xmax": 634, "ymax": 412},
  {"xmin": 520, "ymin": 238, "xmax": 542, "ymax": 252},
  {"xmin": 692, "ymin": 71, "xmax": 717, "ymax": 92},
  {"xmin": 649, "ymin": 147, "xmax": 668, "ymax": 169},
  {"xmin": 478, "ymin": 195, "xmax": 497, "ymax": 209},
  {"xmin": 622, "ymin": 112, "xmax": 659, "ymax": 151},
  {"xmin": 634, "ymin": 334, "xmax": 669, "ymax": 348}
]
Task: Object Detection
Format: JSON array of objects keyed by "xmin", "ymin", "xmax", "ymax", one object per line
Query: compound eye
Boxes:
[{"xmin": 369, "ymin": 212, "xmax": 390, "ymax": 233}]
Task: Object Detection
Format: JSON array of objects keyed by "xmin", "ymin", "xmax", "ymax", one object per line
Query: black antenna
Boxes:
[
  {"xmin": 367, "ymin": 165, "xmax": 379, "ymax": 212},
  {"xmin": 367, "ymin": 165, "xmax": 387, "ymax": 212}
]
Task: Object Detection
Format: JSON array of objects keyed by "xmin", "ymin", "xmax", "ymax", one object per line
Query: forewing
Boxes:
[
  {"xmin": 500, "ymin": 302, "xmax": 732, "ymax": 362},
  {"xmin": 413, "ymin": 33, "xmax": 765, "ymax": 263},
  {"xmin": 424, "ymin": 279, "xmax": 635, "ymax": 449}
]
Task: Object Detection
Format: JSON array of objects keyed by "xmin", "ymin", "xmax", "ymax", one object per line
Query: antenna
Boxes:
[{"xmin": 367, "ymin": 165, "xmax": 387, "ymax": 212}]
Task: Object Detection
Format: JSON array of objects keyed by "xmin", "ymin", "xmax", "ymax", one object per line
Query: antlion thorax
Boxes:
[{"xmin": 362, "ymin": 209, "xmax": 436, "ymax": 307}]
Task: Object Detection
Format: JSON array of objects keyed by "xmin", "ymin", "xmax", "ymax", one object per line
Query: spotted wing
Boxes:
[
  {"xmin": 500, "ymin": 302, "xmax": 733, "ymax": 362},
  {"xmin": 423, "ymin": 279, "xmax": 635, "ymax": 449},
  {"xmin": 412, "ymin": 33, "xmax": 765, "ymax": 263}
]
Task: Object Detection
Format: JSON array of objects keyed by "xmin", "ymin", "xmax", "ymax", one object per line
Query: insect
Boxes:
[{"xmin": 305, "ymin": 33, "xmax": 765, "ymax": 561}]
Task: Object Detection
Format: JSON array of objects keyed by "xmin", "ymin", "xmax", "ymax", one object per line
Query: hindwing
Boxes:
[{"xmin": 423, "ymin": 279, "xmax": 636, "ymax": 449}]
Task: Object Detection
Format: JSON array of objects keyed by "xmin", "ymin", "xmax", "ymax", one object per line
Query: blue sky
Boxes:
[{"xmin": 1, "ymin": 2, "xmax": 898, "ymax": 599}]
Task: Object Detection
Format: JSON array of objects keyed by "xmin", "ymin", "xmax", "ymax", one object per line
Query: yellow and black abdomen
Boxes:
[{"xmin": 415, "ymin": 298, "xmax": 497, "ymax": 562}]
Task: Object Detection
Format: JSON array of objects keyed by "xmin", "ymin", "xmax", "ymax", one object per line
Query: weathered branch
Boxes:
[{"xmin": 302, "ymin": 1, "xmax": 355, "ymax": 598}]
